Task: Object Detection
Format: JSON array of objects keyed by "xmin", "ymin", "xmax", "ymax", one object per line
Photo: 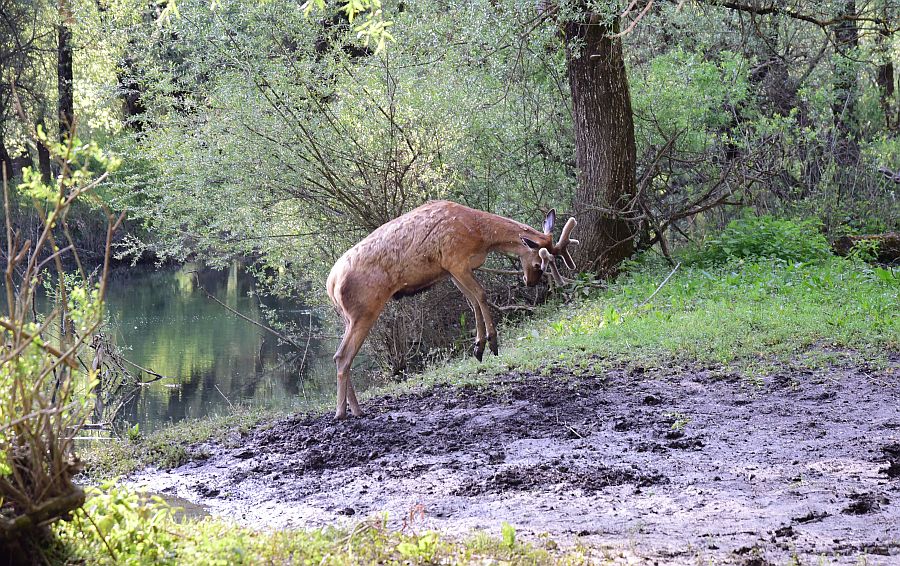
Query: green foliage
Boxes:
[
  {"xmin": 846, "ymin": 239, "xmax": 881, "ymax": 263},
  {"xmin": 632, "ymin": 48, "xmax": 750, "ymax": 152},
  {"xmin": 1, "ymin": 135, "xmax": 120, "ymax": 546},
  {"xmin": 57, "ymin": 484, "xmax": 588, "ymax": 565},
  {"xmin": 109, "ymin": 0, "xmax": 571, "ymax": 300},
  {"xmin": 419, "ymin": 257, "xmax": 898, "ymax": 389},
  {"xmin": 501, "ymin": 521, "xmax": 516, "ymax": 549},
  {"xmin": 684, "ymin": 214, "xmax": 832, "ymax": 266}
]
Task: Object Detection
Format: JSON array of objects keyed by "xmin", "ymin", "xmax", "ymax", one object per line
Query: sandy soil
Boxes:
[{"xmin": 130, "ymin": 356, "xmax": 900, "ymax": 564}]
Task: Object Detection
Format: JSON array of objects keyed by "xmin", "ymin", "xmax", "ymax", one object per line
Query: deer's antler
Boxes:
[{"xmin": 553, "ymin": 218, "xmax": 578, "ymax": 270}]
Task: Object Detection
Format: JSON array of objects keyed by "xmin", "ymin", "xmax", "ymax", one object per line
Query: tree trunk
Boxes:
[
  {"xmin": 876, "ymin": 26, "xmax": 895, "ymax": 130},
  {"xmin": 36, "ymin": 120, "xmax": 52, "ymax": 184},
  {"xmin": 832, "ymin": 0, "xmax": 859, "ymax": 166},
  {"xmin": 118, "ymin": 48, "xmax": 146, "ymax": 131},
  {"xmin": 0, "ymin": 136, "xmax": 11, "ymax": 180},
  {"xmin": 57, "ymin": 0, "xmax": 74, "ymax": 141},
  {"xmin": 565, "ymin": 14, "xmax": 637, "ymax": 275}
]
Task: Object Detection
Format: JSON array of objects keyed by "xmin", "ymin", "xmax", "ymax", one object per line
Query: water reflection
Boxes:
[{"xmin": 105, "ymin": 263, "xmax": 356, "ymax": 432}]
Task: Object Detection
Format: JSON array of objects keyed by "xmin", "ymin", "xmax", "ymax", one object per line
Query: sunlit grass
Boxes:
[
  {"xmin": 422, "ymin": 256, "xmax": 898, "ymax": 385},
  {"xmin": 53, "ymin": 484, "xmax": 595, "ymax": 565}
]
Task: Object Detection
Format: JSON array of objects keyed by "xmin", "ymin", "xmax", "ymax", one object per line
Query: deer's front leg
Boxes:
[
  {"xmin": 452, "ymin": 278, "xmax": 487, "ymax": 360},
  {"xmin": 451, "ymin": 271, "xmax": 498, "ymax": 359}
]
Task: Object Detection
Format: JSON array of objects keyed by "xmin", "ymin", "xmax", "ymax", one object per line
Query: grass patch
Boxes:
[
  {"xmin": 52, "ymin": 485, "xmax": 593, "ymax": 565},
  {"xmin": 424, "ymin": 256, "xmax": 898, "ymax": 384},
  {"xmin": 81, "ymin": 407, "xmax": 288, "ymax": 480}
]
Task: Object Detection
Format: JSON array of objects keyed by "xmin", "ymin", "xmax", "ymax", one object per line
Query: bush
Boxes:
[
  {"xmin": 684, "ymin": 214, "xmax": 832, "ymax": 266},
  {"xmin": 0, "ymin": 131, "xmax": 121, "ymax": 556}
]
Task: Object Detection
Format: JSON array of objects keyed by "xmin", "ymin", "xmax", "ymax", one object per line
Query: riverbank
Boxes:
[{"xmin": 73, "ymin": 257, "xmax": 899, "ymax": 564}]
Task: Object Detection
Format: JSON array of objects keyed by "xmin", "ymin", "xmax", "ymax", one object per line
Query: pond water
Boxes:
[{"xmin": 103, "ymin": 263, "xmax": 370, "ymax": 432}]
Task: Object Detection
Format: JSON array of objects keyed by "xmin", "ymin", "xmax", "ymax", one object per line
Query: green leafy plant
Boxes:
[
  {"xmin": 0, "ymin": 129, "xmax": 123, "ymax": 553},
  {"xmin": 873, "ymin": 266, "xmax": 900, "ymax": 286},
  {"xmin": 501, "ymin": 522, "xmax": 516, "ymax": 549},
  {"xmin": 684, "ymin": 214, "xmax": 832, "ymax": 266},
  {"xmin": 847, "ymin": 239, "xmax": 881, "ymax": 263}
]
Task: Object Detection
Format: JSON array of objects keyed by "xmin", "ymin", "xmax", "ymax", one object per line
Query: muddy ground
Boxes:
[{"xmin": 131, "ymin": 357, "xmax": 900, "ymax": 564}]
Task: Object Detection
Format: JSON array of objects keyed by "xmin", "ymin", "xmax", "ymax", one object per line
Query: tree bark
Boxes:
[
  {"xmin": 876, "ymin": 24, "xmax": 895, "ymax": 130},
  {"xmin": 57, "ymin": 0, "xmax": 74, "ymax": 141},
  {"xmin": 118, "ymin": 48, "xmax": 146, "ymax": 131},
  {"xmin": 36, "ymin": 120, "xmax": 52, "ymax": 184},
  {"xmin": 832, "ymin": 0, "xmax": 859, "ymax": 166},
  {"xmin": 565, "ymin": 14, "xmax": 637, "ymax": 275},
  {"xmin": 0, "ymin": 136, "xmax": 11, "ymax": 180},
  {"xmin": 833, "ymin": 232, "xmax": 900, "ymax": 262}
]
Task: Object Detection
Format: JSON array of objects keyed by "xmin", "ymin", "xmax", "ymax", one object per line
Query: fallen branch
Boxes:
[
  {"xmin": 117, "ymin": 356, "xmax": 179, "ymax": 385},
  {"xmin": 833, "ymin": 232, "xmax": 900, "ymax": 262},
  {"xmin": 635, "ymin": 262, "xmax": 681, "ymax": 309},
  {"xmin": 489, "ymin": 301, "xmax": 535, "ymax": 313},
  {"xmin": 214, "ymin": 384, "xmax": 235, "ymax": 411},
  {"xmin": 476, "ymin": 267, "xmax": 522, "ymax": 276},
  {"xmin": 0, "ymin": 487, "xmax": 85, "ymax": 541}
]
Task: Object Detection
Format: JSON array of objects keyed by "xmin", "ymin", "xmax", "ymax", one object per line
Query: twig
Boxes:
[
  {"xmin": 117, "ymin": 356, "xmax": 178, "ymax": 384},
  {"xmin": 0, "ymin": 318, "xmax": 78, "ymax": 367},
  {"xmin": 489, "ymin": 302, "xmax": 535, "ymax": 312},
  {"xmin": 476, "ymin": 267, "xmax": 523, "ymax": 276},
  {"xmin": 566, "ymin": 425, "xmax": 583, "ymax": 439},
  {"xmin": 192, "ymin": 276, "xmax": 303, "ymax": 349},
  {"xmin": 298, "ymin": 311, "xmax": 314, "ymax": 375},
  {"xmin": 635, "ymin": 262, "xmax": 681, "ymax": 309},
  {"xmin": 214, "ymin": 384, "xmax": 235, "ymax": 411}
]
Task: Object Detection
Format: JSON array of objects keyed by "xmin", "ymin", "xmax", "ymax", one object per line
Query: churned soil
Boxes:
[{"xmin": 131, "ymin": 357, "xmax": 900, "ymax": 564}]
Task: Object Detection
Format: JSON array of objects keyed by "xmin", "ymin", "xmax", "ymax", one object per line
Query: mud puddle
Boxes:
[{"xmin": 130, "ymin": 360, "xmax": 900, "ymax": 564}]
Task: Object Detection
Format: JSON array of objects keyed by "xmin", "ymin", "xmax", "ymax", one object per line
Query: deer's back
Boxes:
[{"xmin": 328, "ymin": 201, "xmax": 486, "ymax": 309}]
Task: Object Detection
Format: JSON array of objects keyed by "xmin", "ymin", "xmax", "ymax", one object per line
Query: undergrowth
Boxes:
[
  {"xmin": 82, "ymin": 407, "xmax": 283, "ymax": 479},
  {"xmin": 51, "ymin": 484, "xmax": 592, "ymax": 565}
]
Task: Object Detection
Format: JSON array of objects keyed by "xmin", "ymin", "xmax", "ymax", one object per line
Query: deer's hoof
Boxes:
[
  {"xmin": 489, "ymin": 335, "xmax": 498, "ymax": 356},
  {"xmin": 473, "ymin": 343, "xmax": 485, "ymax": 362},
  {"xmin": 334, "ymin": 410, "xmax": 349, "ymax": 421}
]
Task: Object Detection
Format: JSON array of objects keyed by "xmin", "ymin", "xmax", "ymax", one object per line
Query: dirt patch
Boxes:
[{"xmin": 130, "ymin": 360, "xmax": 900, "ymax": 564}]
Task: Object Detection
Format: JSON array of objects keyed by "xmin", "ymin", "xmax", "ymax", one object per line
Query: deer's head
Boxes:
[{"xmin": 520, "ymin": 209, "xmax": 578, "ymax": 287}]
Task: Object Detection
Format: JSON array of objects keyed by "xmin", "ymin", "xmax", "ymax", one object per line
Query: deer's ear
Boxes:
[
  {"xmin": 521, "ymin": 237, "xmax": 542, "ymax": 250},
  {"xmin": 543, "ymin": 209, "xmax": 556, "ymax": 234}
]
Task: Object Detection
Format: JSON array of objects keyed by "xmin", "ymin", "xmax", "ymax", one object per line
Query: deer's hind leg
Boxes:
[{"xmin": 333, "ymin": 291, "xmax": 387, "ymax": 420}]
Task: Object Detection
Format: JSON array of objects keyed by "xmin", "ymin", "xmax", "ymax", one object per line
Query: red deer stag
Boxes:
[{"xmin": 326, "ymin": 200, "xmax": 578, "ymax": 420}]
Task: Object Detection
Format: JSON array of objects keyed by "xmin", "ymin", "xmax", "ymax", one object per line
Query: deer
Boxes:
[{"xmin": 326, "ymin": 200, "xmax": 578, "ymax": 420}]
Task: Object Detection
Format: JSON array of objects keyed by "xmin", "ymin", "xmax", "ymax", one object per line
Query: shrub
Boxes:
[
  {"xmin": 0, "ymin": 131, "xmax": 122, "ymax": 556},
  {"xmin": 685, "ymin": 214, "xmax": 831, "ymax": 266}
]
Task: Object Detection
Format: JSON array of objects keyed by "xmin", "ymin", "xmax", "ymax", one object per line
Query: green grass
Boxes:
[
  {"xmin": 51, "ymin": 485, "xmax": 594, "ymax": 565},
  {"xmin": 81, "ymin": 407, "xmax": 286, "ymax": 479},
  {"xmin": 83, "ymin": 256, "xmax": 899, "ymax": 480},
  {"xmin": 424, "ymin": 256, "xmax": 898, "ymax": 384}
]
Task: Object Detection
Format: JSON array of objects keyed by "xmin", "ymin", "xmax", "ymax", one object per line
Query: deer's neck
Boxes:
[{"xmin": 483, "ymin": 214, "xmax": 546, "ymax": 257}]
